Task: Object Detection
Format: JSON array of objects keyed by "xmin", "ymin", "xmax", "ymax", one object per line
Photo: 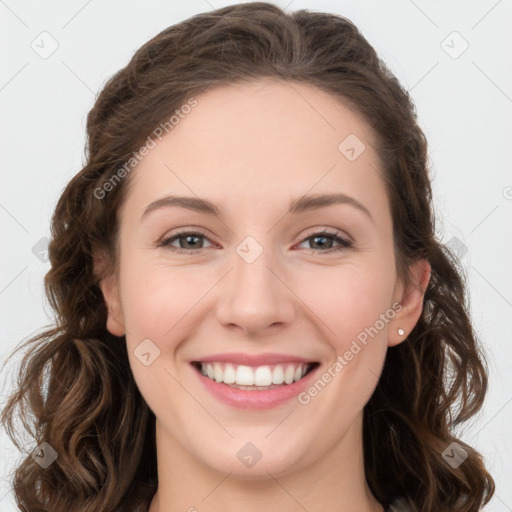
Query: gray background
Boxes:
[{"xmin": 1, "ymin": 0, "xmax": 511, "ymax": 510}]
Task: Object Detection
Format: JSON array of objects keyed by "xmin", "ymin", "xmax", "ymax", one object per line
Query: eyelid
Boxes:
[
  {"xmin": 157, "ymin": 229, "xmax": 216, "ymax": 251},
  {"xmin": 157, "ymin": 225, "xmax": 215, "ymax": 244},
  {"xmin": 295, "ymin": 229, "xmax": 353, "ymax": 252},
  {"xmin": 300, "ymin": 226, "xmax": 353, "ymax": 243}
]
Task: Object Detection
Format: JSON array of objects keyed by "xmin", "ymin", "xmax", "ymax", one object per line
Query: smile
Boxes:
[
  {"xmin": 194, "ymin": 361, "xmax": 315, "ymax": 389},
  {"xmin": 191, "ymin": 357, "xmax": 320, "ymax": 409}
]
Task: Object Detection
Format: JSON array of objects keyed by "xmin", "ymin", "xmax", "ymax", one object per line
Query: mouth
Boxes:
[
  {"xmin": 190, "ymin": 360, "xmax": 320, "ymax": 408},
  {"xmin": 191, "ymin": 361, "xmax": 319, "ymax": 389}
]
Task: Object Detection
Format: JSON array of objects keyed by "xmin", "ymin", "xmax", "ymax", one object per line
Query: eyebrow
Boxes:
[{"xmin": 141, "ymin": 192, "xmax": 374, "ymax": 222}]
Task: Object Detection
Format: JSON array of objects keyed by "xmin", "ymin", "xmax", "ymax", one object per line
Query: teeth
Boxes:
[
  {"xmin": 284, "ymin": 365, "xmax": 295, "ymax": 384},
  {"xmin": 236, "ymin": 365, "xmax": 254, "ymax": 386},
  {"xmin": 199, "ymin": 362, "xmax": 310, "ymax": 387},
  {"xmin": 272, "ymin": 365, "xmax": 284, "ymax": 384},
  {"xmin": 254, "ymin": 366, "xmax": 272, "ymax": 386},
  {"xmin": 223, "ymin": 364, "xmax": 236, "ymax": 384},
  {"xmin": 214, "ymin": 363, "xmax": 223, "ymax": 383}
]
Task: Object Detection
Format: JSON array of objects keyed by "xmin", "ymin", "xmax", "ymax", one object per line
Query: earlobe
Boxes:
[
  {"xmin": 100, "ymin": 275, "xmax": 126, "ymax": 337},
  {"xmin": 388, "ymin": 259, "xmax": 431, "ymax": 347},
  {"xmin": 94, "ymin": 251, "xmax": 125, "ymax": 337}
]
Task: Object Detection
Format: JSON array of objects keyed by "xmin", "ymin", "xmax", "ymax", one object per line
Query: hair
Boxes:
[{"xmin": 1, "ymin": 2, "xmax": 495, "ymax": 511}]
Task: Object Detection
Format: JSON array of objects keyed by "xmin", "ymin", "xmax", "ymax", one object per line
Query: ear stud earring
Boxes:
[{"xmin": 397, "ymin": 328, "xmax": 405, "ymax": 336}]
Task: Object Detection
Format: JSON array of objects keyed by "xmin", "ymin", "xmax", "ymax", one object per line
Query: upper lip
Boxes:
[{"xmin": 191, "ymin": 352, "xmax": 317, "ymax": 366}]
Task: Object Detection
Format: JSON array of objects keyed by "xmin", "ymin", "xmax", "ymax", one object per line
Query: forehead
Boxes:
[
  {"xmin": 121, "ymin": 79, "xmax": 386, "ymax": 220},
  {"xmin": 163, "ymin": 79, "xmax": 374, "ymax": 161}
]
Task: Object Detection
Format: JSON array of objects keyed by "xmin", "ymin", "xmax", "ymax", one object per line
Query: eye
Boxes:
[
  {"xmin": 158, "ymin": 230, "xmax": 214, "ymax": 254},
  {"xmin": 297, "ymin": 230, "xmax": 353, "ymax": 254},
  {"xmin": 157, "ymin": 229, "xmax": 353, "ymax": 255}
]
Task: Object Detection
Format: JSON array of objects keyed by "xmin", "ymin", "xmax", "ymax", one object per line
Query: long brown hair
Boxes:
[{"xmin": 1, "ymin": 3, "xmax": 494, "ymax": 511}]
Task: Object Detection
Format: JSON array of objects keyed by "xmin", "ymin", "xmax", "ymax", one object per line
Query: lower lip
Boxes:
[{"xmin": 193, "ymin": 364, "xmax": 319, "ymax": 409}]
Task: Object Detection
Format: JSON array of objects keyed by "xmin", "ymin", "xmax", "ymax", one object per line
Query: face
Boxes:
[{"xmin": 99, "ymin": 79, "xmax": 429, "ymax": 479}]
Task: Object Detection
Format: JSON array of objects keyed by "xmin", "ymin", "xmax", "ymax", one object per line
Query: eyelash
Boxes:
[{"xmin": 157, "ymin": 229, "xmax": 353, "ymax": 255}]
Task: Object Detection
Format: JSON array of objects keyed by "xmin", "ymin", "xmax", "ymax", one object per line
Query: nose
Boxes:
[{"xmin": 215, "ymin": 238, "xmax": 296, "ymax": 335}]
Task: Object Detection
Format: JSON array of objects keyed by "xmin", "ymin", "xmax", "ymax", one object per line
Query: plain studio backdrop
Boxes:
[{"xmin": 0, "ymin": 1, "xmax": 511, "ymax": 510}]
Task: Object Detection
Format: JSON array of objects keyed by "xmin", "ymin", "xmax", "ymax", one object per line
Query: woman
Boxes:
[{"xmin": 1, "ymin": 2, "xmax": 495, "ymax": 511}]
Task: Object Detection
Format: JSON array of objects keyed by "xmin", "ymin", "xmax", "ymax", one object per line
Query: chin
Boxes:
[{"xmin": 193, "ymin": 435, "xmax": 313, "ymax": 479}]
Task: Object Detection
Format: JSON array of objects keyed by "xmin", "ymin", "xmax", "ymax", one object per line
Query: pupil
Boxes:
[
  {"xmin": 313, "ymin": 235, "xmax": 331, "ymax": 249},
  {"xmin": 183, "ymin": 235, "xmax": 200, "ymax": 249}
]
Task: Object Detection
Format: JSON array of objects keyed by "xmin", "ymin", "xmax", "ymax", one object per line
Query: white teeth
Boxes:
[
  {"xmin": 198, "ymin": 362, "xmax": 311, "ymax": 387},
  {"xmin": 235, "ymin": 365, "xmax": 254, "ymax": 386},
  {"xmin": 213, "ymin": 363, "xmax": 223, "ymax": 383},
  {"xmin": 293, "ymin": 366, "xmax": 302, "ymax": 382},
  {"xmin": 254, "ymin": 365, "xmax": 272, "ymax": 386},
  {"xmin": 223, "ymin": 364, "xmax": 236, "ymax": 384},
  {"xmin": 272, "ymin": 365, "xmax": 284, "ymax": 384},
  {"xmin": 283, "ymin": 365, "xmax": 295, "ymax": 384}
]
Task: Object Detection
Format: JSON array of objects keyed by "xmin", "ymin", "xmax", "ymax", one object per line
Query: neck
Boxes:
[{"xmin": 149, "ymin": 415, "xmax": 383, "ymax": 512}]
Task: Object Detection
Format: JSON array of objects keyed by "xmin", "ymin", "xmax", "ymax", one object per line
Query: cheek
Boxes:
[
  {"xmin": 119, "ymin": 242, "xmax": 201, "ymax": 332},
  {"xmin": 124, "ymin": 284, "xmax": 167, "ymax": 335},
  {"xmin": 117, "ymin": 255, "xmax": 191, "ymax": 373},
  {"xmin": 295, "ymin": 268, "xmax": 394, "ymax": 421},
  {"xmin": 302, "ymin": 262, "xmax": 396, "ymax": 350},
  {"xmin": 119, "ymin": 265, "xmax": 200, "ymax": 418}
]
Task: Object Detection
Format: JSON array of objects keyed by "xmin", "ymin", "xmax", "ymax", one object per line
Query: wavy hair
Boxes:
[{"xmin": 1, "ymin": 2, "xmax": 494, "ymax": 511}]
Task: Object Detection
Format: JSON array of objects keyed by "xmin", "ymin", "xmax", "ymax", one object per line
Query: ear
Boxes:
[
  {"xmin": 93, "ymin": 250, "xmax": 125, "ymax": 337},
  {"xmin": 388, "ymin": 258, "xmax": 431, "ymax": 347}
]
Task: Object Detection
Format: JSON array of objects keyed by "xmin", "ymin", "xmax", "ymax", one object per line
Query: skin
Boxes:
[{"xmin": 97, "ymin": 79, "xmax": 430, "ymax": 512}]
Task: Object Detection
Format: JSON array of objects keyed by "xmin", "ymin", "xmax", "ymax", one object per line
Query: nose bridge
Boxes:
[
  {"xmin": 233, "ymin": 233, "xmax": 281, "ymax": 301},
  {"xmin": 215, "ymin": 233, "xmax": 294, "ymax": 331}
]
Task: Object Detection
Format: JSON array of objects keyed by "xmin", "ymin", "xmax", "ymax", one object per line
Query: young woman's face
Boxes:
[{"xmin": 101, "ymin": 79, "xmax": 427, "ymax": 478}]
